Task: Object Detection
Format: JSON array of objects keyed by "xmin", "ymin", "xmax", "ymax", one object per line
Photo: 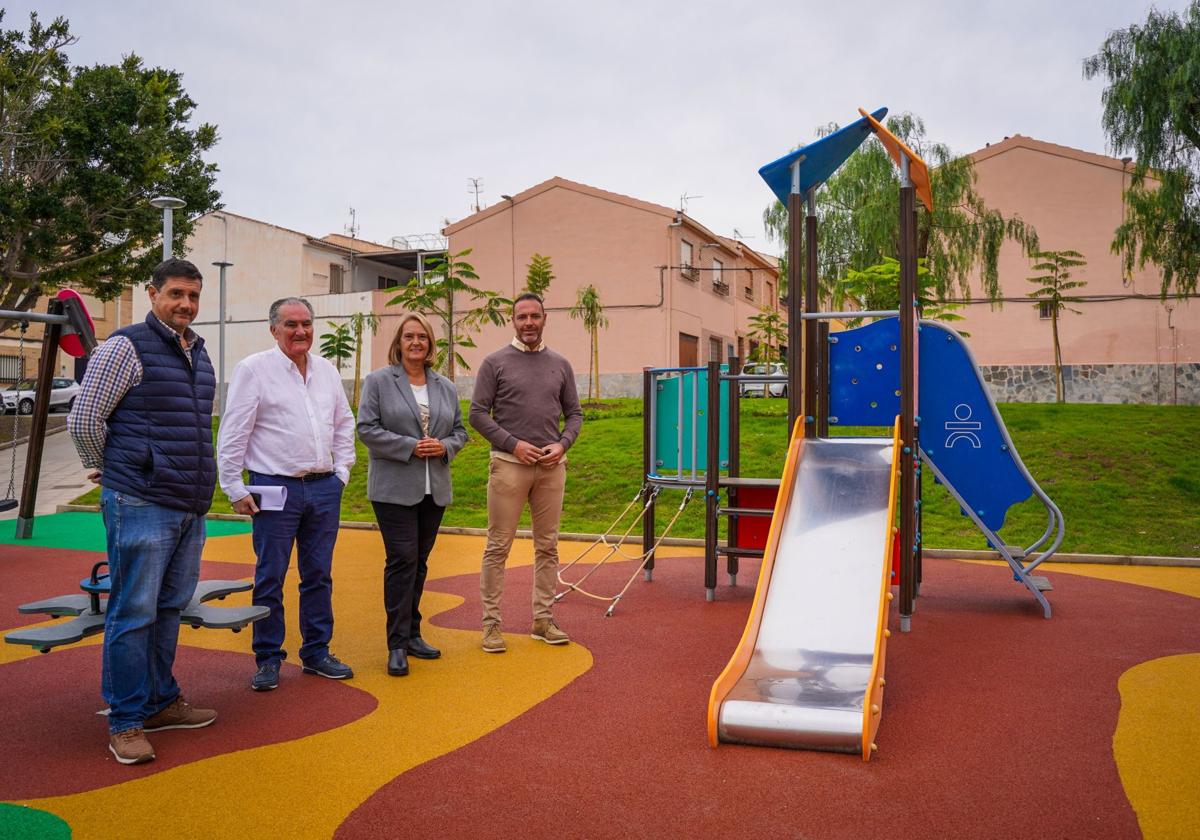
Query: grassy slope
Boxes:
[{"xmin": 71, "ymin": 400, "xmax": 1200, "ymax": 557}]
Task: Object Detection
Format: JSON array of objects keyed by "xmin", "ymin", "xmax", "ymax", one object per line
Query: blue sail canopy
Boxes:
[{"xmin": 758, "ymin": 106, "xmax": 887, "ymax": 203}]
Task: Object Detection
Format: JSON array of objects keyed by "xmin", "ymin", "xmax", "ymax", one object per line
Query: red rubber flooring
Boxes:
[{"xmin": 336, "ymin": 555, "xmax": 1198, "ymax": 839}]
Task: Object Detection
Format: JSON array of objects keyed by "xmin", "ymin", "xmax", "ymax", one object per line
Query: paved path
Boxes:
[{"xmin": 0, "ymin": 429, "xmax": 92, "ymax": 520}]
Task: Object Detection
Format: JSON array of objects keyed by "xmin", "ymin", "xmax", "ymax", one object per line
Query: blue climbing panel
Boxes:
[
  {"xmin": 654, "ymin": 369, "xmax": 729, "ymax": 474},
  {"xmin": 828, "ymin": 318, "xmax": 1033, "ymax": 532}
]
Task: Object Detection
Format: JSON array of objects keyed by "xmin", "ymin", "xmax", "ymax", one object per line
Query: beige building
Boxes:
[
  {"xmin": 180, "ymin": 212, "xmax": 441, "ymax": 409},
  {"xmin": 442, "ymin": 177, "xmax": 783, "ymax": 396},
  {"xmin": 955, "ymin": 135, "xmax": 1197, "ymax": 404}
]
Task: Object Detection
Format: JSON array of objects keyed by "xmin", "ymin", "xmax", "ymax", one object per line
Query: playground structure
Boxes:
[
  {"xmin": 632, "ymin": 107, "xmax": 1068, "ymax": 758},
  {"xmin": 2, "ymin": 292, "xmax": 269, "ymax": 652},
  {"xmin": 1, "ymin": 290, "xmax": 96, "ymax": 531}
]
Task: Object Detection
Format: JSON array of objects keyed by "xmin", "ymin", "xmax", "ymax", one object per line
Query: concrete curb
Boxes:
[
  {"xmin": 0, "ymin": 422, "xmax": 68, "ymax": 452},
  {"xmin": 52, "ymin": 504, "xmax": 1200, "ymax": 568}
]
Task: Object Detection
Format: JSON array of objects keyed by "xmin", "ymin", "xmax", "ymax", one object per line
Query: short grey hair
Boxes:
[{"xmin": 269, "ymin": 297, "xmax": 315, "ymax": 326}]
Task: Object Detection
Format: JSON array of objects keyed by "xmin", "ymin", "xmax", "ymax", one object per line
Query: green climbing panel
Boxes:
[{"xmin": 653, "ymin": 368, "xmax": 729, "ymax": 474}]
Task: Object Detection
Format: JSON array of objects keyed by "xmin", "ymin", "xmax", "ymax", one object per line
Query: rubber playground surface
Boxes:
[{"xmin": 0, "ymin": 512, "xmax": 1197, "ymax": 839}]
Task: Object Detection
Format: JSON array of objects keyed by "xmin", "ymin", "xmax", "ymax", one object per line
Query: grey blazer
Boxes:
[{"xmin": 357, "ymin": 364, "xmax": 468, "ymax": 507}]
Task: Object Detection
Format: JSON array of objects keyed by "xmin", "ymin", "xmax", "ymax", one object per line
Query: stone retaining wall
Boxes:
[{"xmin": 979, "ymin": 363, "xmax": 1200, "ymax": 404}]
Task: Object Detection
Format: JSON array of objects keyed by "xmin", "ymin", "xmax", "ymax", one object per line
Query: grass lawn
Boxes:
[{"xmin": 71, "ymin": 399, "xmax": 1200, "ymax": 557}]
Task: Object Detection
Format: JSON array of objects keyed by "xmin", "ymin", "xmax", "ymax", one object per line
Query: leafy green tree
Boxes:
[
  {"xmin": 523, "ymin": 253, "xmax": 555, "ymax": 298},
  {"xmin": 0, "ymin": 11, "xmax": 220, "ymax": 331},
  {"xmin": 348, "ymin": 312, "xmax": 380, "ymax": 408},
  {"xmin": 319, "ymin": 322, "xmax": 353, "ymax": 372},
  {"xmin": 568, "ymin": 284, "xmax": 608, "ymax": 401},
  {"xmin": 387, "ymin": 249, "xmax": 509, "ymax": 380},
  {"xmin": 1084, "ymin": 2, "xmax": 1200, "ymax": 296},
  {"xmin": 762, "ymin": 113, "xmax": 1038, "ymax": 304},
  {"xmin": 836, "ymin": 257, "xmax": 966, "ymax": 332},
  {"xmin": 1026, "ymin": 250, "xmax": 1088, "ymax": 403},
  {"xmin": 746, "ymin": 307, "xmax": 786, "ymax": 363}
]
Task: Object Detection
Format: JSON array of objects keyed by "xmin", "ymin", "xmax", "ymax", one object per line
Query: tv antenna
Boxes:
[
  {"xmin": 468, "ymin": 177, "xmax": 485, "ymax": 212},
  {"xmin": 345, "ymin": 206, "xmax": 359, "ymax": 239},
  {"xmin": 679, "ymin": 192, "xmax": 703, "ymax": 213}
]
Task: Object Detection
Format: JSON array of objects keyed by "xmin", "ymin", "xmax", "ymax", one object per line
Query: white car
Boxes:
[
  {"xmin": 1, "ymin": 377, "xmax": 82, "ymax": 415},
  {"xmin": 740, "ymin": 362, "xmax": 787, "ymax": 398}
]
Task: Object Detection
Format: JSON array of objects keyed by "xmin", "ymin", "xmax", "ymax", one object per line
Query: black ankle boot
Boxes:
[{"xmin": 387, "ymin": 648, "xmax": 409, "ymax": 676}]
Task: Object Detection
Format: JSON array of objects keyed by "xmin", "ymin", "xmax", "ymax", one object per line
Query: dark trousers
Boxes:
[
  {"xmin": 250, "ymin": 471, "xmax": 343, "ymax": 666},
  {"xmin": 372, "ymin": 496, "xmax": 445, "ymax": 651}
]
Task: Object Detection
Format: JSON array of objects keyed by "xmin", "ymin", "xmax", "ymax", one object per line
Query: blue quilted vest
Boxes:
[{"xmin": 101, "ymin": 314, "xmax": 216, "ymax": 514}]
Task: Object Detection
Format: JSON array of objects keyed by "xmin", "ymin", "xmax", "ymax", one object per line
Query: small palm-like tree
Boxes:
[
  {"xmin": 746, "ymin": 307, "xmax": 786, "ymax": 363},
  {"xmin": 348, "ymin": 312, "xmax": 380, "ymax": 408},
  {"xmin": 1027, "ymin": 249, "xmax": 1087, "ymax": 403},
  {"xmin": 319, "ymin": 321, "xmax": 353, "ymax": 372},
  {"xmin": 569, "ymin": 284, "xmax": 608, "ymax": 402},
  {"xmin": 387, "ymin": 249, "xmax": 510, "ymax": 380},
  {"xmin": 524, "ymin": 253, "xmax": 555, "ymax": 298}
]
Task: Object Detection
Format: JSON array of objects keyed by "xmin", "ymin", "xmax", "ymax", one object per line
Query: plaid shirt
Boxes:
[{"xmin": 67, "ymin": 317, "xmax": 198, "ymax": 471}]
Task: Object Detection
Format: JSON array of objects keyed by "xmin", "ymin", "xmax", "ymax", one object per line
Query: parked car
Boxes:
[
  {"xmin": 1, "ymin": 377, "xmax": 82, "ymax": 415},
  {"xmin": 740, "ymin": 362, "xmax": 787, "ymax": 398}
]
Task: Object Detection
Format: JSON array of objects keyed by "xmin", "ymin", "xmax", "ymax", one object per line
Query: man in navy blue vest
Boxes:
[{"xmin": 68, "ymin": 258, "xmax": 218, "ymax": 766}]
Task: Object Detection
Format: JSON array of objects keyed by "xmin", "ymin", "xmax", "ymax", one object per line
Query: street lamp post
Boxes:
[
  {"xmin": 212, "ymin": 261, "xmax": 233, "ymax": 416},
  {"xmin": 150, "ymin": 196, "xmax": 186, "ymax": 261}
]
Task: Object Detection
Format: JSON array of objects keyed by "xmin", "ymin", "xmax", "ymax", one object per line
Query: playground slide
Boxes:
[{"xmin": 707, "ymin": 423, "xmax": 898, "ymax": 760}]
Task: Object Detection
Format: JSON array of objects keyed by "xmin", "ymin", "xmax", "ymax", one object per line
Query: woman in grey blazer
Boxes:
[{"xmin": 357, "ymin": 312, "xmax": 468, "ymax": 676}]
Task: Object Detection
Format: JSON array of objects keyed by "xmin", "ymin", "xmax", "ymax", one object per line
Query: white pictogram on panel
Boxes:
[{"xmin": 945, "ymin": 403, "xmax": 982, "ymax": 449}]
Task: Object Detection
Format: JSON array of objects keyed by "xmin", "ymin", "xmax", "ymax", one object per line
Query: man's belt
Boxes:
[{"xmin": 299, "ymin": 471, "xmax": 335, "ymax": 482}]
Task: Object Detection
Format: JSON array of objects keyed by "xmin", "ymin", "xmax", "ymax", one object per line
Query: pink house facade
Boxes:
[
  {"xmin": 955, "ymin": 135, "xmax": 1197, "ymax": 404},
  {"xmin": 439, "ymin": 177, "xmax": 782, "ymax": 397}
]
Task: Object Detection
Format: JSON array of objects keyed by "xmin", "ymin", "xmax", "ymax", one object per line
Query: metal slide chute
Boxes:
[{"xmin": 707, "ymin": 420, "xmax": 898, "ymax": 759}]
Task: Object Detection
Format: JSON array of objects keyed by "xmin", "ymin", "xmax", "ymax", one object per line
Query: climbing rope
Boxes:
[{"xmin": 556, "ymin": 485, "xmax": 695, "ymax": 617}]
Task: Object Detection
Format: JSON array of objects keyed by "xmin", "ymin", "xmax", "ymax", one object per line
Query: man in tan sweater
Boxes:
[{"xmin": 469, "ymin": 293, "xmax": 583, "ymax": 653}]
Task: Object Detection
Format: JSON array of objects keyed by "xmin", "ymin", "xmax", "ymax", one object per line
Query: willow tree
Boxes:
[
  {"xmin": 763, "ymin": 113, "xmax": 1038, "ymax": 303},
  {"xmin": 569, "ymin": 284, "xmax": 608, "ymax": 402},
  {"xmin": 1084, "ymin": 1, "xmax": 1200, "ymax": 296}
]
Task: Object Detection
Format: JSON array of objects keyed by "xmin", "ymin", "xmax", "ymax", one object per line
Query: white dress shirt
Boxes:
[{"xmin": 217, "ymin": 346, "xmax": 355, "ymax": 502}]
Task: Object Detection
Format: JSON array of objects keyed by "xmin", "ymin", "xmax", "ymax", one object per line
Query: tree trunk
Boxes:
[
  {"xmin": 592, "ymin": 328, "xmax": 600, "ymax": 400},
  {"xmin": 352, "ymin": 326, "xmax": 363, "ymax": 410},
  {"xmin": 446, "ymin": 292, "xmax": 456, "ymax": 381},
  {"xmin": 1052, "ymin": 307, "xmax": 1064, "ymax": 403}
]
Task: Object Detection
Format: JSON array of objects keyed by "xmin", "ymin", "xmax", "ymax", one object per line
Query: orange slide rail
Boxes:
[{"xmin": 860, "ymin": 418, "xmax": 901, "ymax": 760}]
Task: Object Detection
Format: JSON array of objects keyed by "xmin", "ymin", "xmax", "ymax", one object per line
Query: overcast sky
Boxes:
[{"xmin": 8, "ymin": 0, "xmax": 1187, "ymax": 254}]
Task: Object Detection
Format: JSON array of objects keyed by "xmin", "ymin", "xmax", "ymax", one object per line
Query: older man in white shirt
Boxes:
[{"xmin": 217, "ymin": 297, "xmax": 356, "ymax": 691}]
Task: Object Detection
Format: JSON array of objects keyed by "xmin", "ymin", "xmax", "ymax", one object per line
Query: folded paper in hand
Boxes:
[{"xmin": 248, "ymin": 485, "xmax": 287, "ymax": 511}]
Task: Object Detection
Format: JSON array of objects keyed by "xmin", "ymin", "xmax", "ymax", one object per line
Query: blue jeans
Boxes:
[
  {"xmin": 250, "ymin": 472, "xmax": 344, "ymax": 666},
  {"xmin": 100, "ymin": 487, "xmax": 204, "ymax": 735}
]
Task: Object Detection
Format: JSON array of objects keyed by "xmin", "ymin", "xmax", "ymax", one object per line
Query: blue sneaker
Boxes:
[
  {"xmin": 251, "ymin": 660, "xmax": 280, "ymax": 692},
  {"xmin": 302, "ymin": 653, "xmax": 354, "ymax": 680}
]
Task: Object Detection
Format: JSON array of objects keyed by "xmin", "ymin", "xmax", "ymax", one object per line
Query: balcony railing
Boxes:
[{"xmin": 681, "ymin": 265, "xmax": 699, "ymax": 281}]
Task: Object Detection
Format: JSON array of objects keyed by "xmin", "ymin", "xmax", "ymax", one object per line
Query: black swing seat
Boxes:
[
  {"xmin": 0, "ymin": 499, "xmax": 18, "ymax": 513},
  {"xmin": 5, "ymin": 578, "xmax": 269, "ymax": 654}
]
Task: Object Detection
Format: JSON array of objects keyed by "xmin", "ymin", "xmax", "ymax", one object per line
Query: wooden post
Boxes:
[
  {"xmin": 15, "ymin": 300, "xmax": 64, "ymax": 539},
  {"xmin": 898, "ymin": 154, "xmax": 919, "ymax": 630},
  {"xmin": 803, "ymin": 189, "xmax": 819, "ymax": 440},
  {"xmin": 704, "ymin": 361, "xmax": 721, "ymax": 600},
  {"xmin": 786, "ymin": 172, "xmax": 804, "ymax": 438},
  {"xmin": 642, "ymin": 368, "xmax": 656, "ymax": 577}
]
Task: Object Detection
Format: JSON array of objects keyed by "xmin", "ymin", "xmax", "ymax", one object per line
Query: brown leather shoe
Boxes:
[
  {"xmin": 531, "ymin": 618, "xmax": 569, "ymax": 645},
  {"xmin": 143, "ymin": 697, "xmax": 217, "ymax": 732},
  {"xmin": 482, "ymin": 625, "xmax": 507, "ymax": 653},
  {"xmin": 109, "ymin": 728, "xmax": 155, "ymax": 765}
]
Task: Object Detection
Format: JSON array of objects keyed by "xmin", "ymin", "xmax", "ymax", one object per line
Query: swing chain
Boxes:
[{"xmin": 4, "ymin": 321, "xmax": 29, "ymax": 501}]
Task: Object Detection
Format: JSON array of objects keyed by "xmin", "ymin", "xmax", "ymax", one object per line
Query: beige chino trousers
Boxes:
[{"xmin": 480, "ymin": 457, "xmax": 566, "ymax": 627}]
